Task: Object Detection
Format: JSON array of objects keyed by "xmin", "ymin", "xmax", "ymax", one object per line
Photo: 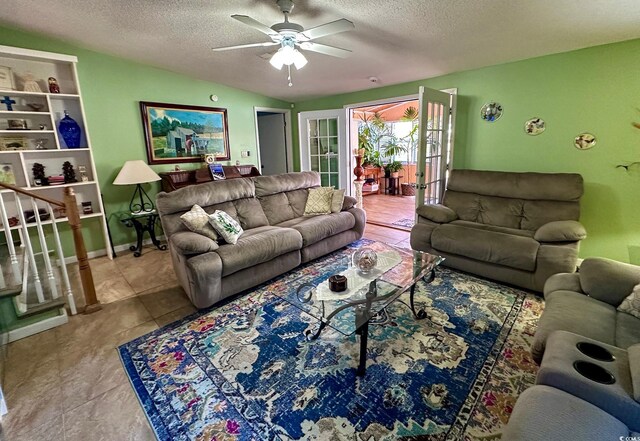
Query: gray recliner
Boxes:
[{"xmin": 410, "ymin": 169, "xmax": 587, "ymax": 292}]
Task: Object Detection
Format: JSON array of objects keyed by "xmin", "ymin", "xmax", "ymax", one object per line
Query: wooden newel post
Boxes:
[{"xmin": 64, "ymin": 187, "xmax": 101, "ymax": 314}]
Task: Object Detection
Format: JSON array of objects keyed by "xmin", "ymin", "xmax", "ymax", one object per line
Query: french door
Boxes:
[
  {"xmin": 298, "ymin": 109, "xmax": 349, "ymax": 192},
  {"xmin": 415, "ymin": 86, "xmax": 456, "ymax": 210}
]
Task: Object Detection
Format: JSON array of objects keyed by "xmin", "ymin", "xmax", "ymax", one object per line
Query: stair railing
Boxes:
[{"xmin": 0, "ymin": 183, "xmax": 100, "ymax": 315}]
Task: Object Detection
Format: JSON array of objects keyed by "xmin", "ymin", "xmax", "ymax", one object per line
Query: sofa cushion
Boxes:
[
  {"xmin": 215, "ymin": 226, "xmax": 302, "ymax": 277},
  {"xmin": 331, "ymin": 189, "xmax": 346, "ymax": 213},
  {"xmin": 580, "ymin": 258, "xmax": 640, "ymax": 307},
  {"xmin": 615, "ymin": 311, "xmax": 640, "ymax": 349},
  {"xmin": 232, "ymin": 198, "xmax": 269, "ymax": 229},
  {"xmin": 521, "ymin": 200, "xmax": 581, "ymax": 231},
  {"xmin": 532, "ymin": 291, "xmax": 617, "ymax": 362},
  {"xmin": 450, "ymin": 220, "xmax": 534, "ymax": 238},
  {"xmin": 277, "ymin": 212, "xmax": 356, "ymax": 247},
  {"xmin": 431, "ymin": 223, "xmax": 539, "ymax": 271}
]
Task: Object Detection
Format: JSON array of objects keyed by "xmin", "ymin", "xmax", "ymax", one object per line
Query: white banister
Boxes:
[
  {"xmin": 0, "ymin": 193, "xmax": 21, "ymax": 285},
  {"xmin": 30, "ymin": 198, "xmax": 58, "ymax": 299},
  {"xmin": 45, "ymin": 203, "xmax": 76, "ymax": 314},
  {"xmin": 14, "ymin": 195, "xmax": 44, "ymax": 303}
]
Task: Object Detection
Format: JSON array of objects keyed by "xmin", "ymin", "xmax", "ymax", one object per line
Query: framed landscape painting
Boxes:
[{"xmin": 140, "ymin": 101, "xmax": 230, "ymax": 164}]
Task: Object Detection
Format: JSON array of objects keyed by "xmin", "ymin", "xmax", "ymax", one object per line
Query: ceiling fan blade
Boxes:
[
  {"xmin": 231, "ymin": 15, "xmax": 279, "ymax": 36},
  {"xmin": 299, "ymin": 42, "xmax": 351, "ymax": 58},
  {"xmin": 301, "ymin": 19, "xmax": 355, "ymax": 40},
  {"xmin": 212, "ymin": 41, "xmax": 279, "ymax": 52}
]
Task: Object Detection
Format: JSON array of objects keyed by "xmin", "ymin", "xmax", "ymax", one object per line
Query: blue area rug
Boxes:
[{"xmin": 119, "ymin": 240, "xmax": 541, "ymax": 440}]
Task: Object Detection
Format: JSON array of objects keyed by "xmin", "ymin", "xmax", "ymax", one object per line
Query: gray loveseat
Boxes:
[
  {"xmin": 156, "ymin": 171, "xmax": 365, "ymax": 308},
  {"xmin": 532, "ymin": 257, "xmax": 640, "ymax": 363},
  {"xmin": 410, "ymin": 169, "xmax": 587, "ymax": 292}
]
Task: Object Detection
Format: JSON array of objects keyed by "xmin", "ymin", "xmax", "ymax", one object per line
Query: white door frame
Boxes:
[
  {"xmin": 254, "ymin": 107, "xmax": 294, "ymax": 173},
  {"xmin": 298, "ymin": 108, "xmax": 350, "ymax": 193}
]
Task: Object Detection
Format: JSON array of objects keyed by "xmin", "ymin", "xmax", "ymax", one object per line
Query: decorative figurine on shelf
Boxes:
[
  {"xmin": 22, "ymin": 72, "xmax": 42, "ymax": 92},
  {"xmin": 77, "ymin": 165, "xmax": 89, "ymax": 182},
  {"xmin": 32, "ymin": 162, "xmax": 48, "ymax": 186},
  {"xmin": 34, "ymin": 138, "xmax": 48, "ymax": 150},
  {"xmin": 27, "ymin": 103, "xmax": 44, "ymax": 111},
  {"xmin": 62, "ymin": 161, "xmax": 77, "ymax": 183},
  {"xmin": 58, "ymin": 110, "xmax": 81, "ymax": 148},
  {"xmin": 39, "ymin": 124, "xmax": 47, "ymax": 130},
  {"xmin": 48, "ymin": 77, "xmax": 60, "ymax": 93}
]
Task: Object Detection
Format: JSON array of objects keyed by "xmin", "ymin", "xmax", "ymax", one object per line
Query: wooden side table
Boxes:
[{"xmin": 383, "ymin": 175, "xmax": 403, "ymax": 195}]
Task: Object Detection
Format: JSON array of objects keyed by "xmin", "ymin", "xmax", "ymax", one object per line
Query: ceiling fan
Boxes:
[{"xmin": 212, "ymin": 0, "xmax": 355, "ymax": 86}]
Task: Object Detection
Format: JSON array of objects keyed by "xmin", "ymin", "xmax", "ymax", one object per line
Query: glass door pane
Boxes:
[{"xmin": 308, "ymin": 117, "xmax": 340, "ymax": 188}]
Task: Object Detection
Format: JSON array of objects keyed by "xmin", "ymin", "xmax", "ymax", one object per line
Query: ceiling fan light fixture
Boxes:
[
  {"xmin": 292, "ymin": 50, "xmax": 307, "ymax": 69},
  {"xmin": 269, "ymin": 45, "xmax": 307, "ymax": 70},
  {"xmin": 269, "ymin": 49, "xmax": 286, "ymax": 69}
]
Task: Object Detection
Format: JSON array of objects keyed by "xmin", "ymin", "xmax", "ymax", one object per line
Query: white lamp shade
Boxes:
[
  {"xmin": 113, "ymin": 160, "xmax": 161, "ymax": 185},
  {"xmin": 270, "ymin": 46, "xmax": 307, "ymax": 70}
]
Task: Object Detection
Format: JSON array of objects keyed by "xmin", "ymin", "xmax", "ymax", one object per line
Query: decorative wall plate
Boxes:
[
  {"xmin": 524, "ymin": 117, "xmax": 545, "ymax": 135},
  {"xmin": 574, "ymin": 133, "xmax": 596, "ymax": 150},
  {"xmin": 480, "ymin": 102, "xmax": 503, "ymax": 122}
]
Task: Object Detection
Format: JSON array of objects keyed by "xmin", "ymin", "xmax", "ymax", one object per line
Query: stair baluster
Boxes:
[
  {"xmin": 0, "ymin": 193, "xmax": 22, "ymax": 285},
  {"xmin": 30, "ymin": 198, "xmax": 58, "ymax": 299},
  {"xmin": 45, "ymin": 202, "xmax": 76, "ymax": 315},
  {"xmin": 14, "ymin": 195, "xmax": 44, "ymax": 303}
]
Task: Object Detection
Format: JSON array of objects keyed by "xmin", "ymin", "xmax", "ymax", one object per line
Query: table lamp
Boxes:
[{"xmin": 113, "ymin": 160, "xmax": 161, "ymax": 214}]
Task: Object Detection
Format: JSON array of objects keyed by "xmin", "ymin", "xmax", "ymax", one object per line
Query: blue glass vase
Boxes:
[{"xmin": 58, "ymin": 110, "xmax": 82, "ymax": 148}]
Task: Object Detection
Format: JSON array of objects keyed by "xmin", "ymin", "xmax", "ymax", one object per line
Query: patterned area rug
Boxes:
[
  {"xmin": 119, "ymin": 240, "xmax": 542, "ymax": 440},
  {"xmin": 392, "ymin": 218, "xmax": 415, "ymax": 229}
]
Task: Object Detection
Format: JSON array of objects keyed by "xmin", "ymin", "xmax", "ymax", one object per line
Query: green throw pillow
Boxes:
[
  {"xmin": 304, "ymin": 187, "xmax": 334, "ymax": 215},
  {"xmin": 180, "ymin": 204, "xmax": 219, "ymax": 241},
  {"xmin": 209, "ymin": 210, "xmax": 243, "ymax": 244}
]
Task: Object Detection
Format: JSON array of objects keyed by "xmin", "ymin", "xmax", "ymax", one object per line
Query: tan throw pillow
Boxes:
[
  {"xmin": 180, "ymin": 204, "xmax": 219, "ymax": 241},
  {"xmin": 618, "ymin": 283, "xmax": 640, "ymax": 319},
  {"xmin": 331, "ymin": 189, "xmax": 346, "ymax": 213},
  {"xmin": 208, "ymin": 210, "xmax": 243, "ymax": 244},
  {"xmin": 304, "ymin": 187, "xmax": 334, "ymax": 215}
]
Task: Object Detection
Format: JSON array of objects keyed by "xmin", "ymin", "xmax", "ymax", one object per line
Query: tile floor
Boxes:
[{"xmin": 1, "ymin": 226, "xmax": 409, "ymax": 440}]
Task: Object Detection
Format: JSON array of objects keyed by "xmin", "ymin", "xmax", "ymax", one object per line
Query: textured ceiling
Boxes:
[{"xmin": 2, "ymin": 0, "xmax": 640, "ymax": 102}]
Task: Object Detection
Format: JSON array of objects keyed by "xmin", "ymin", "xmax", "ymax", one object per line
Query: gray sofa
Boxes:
[
  {"xmin": 532, "ymin": 257, "xmax": 640, "ymax": 363},
  {"xmin": 156, "ymin": 171, "xmax": 365, "ymax": 309},
  {"xmin": 410, "ymin": 169, "xmax": 587, "ymax": 292}
]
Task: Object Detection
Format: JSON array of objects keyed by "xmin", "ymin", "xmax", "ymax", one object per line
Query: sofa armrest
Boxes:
[
  {"xmin": 342, "ymin": 195, "xmax": 357, "ymax": 211},
  {"xmin": 416, "ymin": 204, "xmax": 457, "ymax": 224},
  {"xmin": 170, "ymin": 231, "xmax": 219, "ymax": 255},
  {"xmin": 579, "ymin": 257, "xmax": 640, "ymax": 306},
  {"xmin": 534, "ymin": 220, "xmax": 586, "ymax": 242},
  {"xmin": 543, "ymin": 272, "xmax": 582, "ymax": 299}
]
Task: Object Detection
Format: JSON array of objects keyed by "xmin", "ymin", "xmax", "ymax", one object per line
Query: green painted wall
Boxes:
[
  {"xmin": 0, "ymin": 24, "xmax": 289, "ymax": 252},
  {"xmin": 294, "ymin": 38, "xmax": 640, "ymax": 263}
]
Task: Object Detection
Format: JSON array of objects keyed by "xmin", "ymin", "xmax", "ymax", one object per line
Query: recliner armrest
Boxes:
[
  {"xmin": 341, "ymin": 195, "xmax": 357, "ymax": 211},
  {"xmin": 416, "ymin": 204, "xmax": 457, "ymax": 224},
  {"xmin": 170, "ymin": 231, "xmax": 219, "ymax": 255},
  {"xmin": 534, "ymin": 220, "xmax": 586, "ymax": 242}
]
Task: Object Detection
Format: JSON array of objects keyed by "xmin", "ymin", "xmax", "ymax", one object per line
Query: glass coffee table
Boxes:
[{"xmin": 275, "ymin": 242, "xmax": 444, "ymax": 376}]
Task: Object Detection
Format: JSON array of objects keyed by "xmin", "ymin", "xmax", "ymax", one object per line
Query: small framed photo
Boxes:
[
  {"xmin": 0, "ymin": 136, "xmax": 27, "ymax": 151},
  {"xmin": 0, "ymin": 163, "xmax": 16, "ymax": 185},
  {"xmin": 0, "ymin": 66, "xmax": 15, "ymax": 91}
]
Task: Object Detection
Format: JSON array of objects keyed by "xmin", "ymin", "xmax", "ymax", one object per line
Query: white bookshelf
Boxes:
[{"xmin": 0, "ymin": 45, "xmax": 110, "ymax": 256}]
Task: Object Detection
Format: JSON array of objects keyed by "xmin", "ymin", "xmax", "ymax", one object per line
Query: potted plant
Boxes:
[{"xmin": 385, "ymin": 160, "xmax": 403, "ymax": 178}]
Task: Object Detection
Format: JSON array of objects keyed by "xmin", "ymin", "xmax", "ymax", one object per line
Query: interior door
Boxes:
[
  {"xmin": 298, "ymin": 109, "xmax": 349, "ymax": 192},
  {"xmin": 415, "ymin": 86, "xmax": 455, "ymax": 209},
  {"xmin": 257, "ymin": 113, "xmax": 287, "ymax": 175}
]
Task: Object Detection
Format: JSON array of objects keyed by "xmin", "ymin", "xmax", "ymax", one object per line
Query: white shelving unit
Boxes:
[{"xmin": 0, "ymin": 45, "xmax": 110, "ymax": 255}]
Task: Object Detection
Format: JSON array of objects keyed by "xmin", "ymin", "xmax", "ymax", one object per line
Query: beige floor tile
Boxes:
[
  {"xmin": 4, "ymin": 414, "xmax": 64, "ymax": 441},
  {"xmin": 137, "ymin": 282, "xmax": 191, "ymax": 318},
  {"xmin": 64, "ymin": 383, "xmax": 155, "ymax": 441},
  {"xmin": 154, "ymin": 304, "xmax": 198, "ymax": 328},
  {"xmin": 115, "ymin": 249, "xmax": 176, "ymax": 293},
  {"xmin": 59, "ymin": 321, "xmax": 157, "ymax": 412},
  {"xmin": 56, "ymin": 296, "xmax": 152, "ymax": 352}
]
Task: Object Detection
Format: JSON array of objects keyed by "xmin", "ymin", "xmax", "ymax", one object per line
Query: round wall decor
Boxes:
[
  {"xmin": 480, "ymin": 102, "xmax": 503, "ymax": 122},
  {"xmin": 574, "ymin": 133, "xmax": 596, "ymax": 150},
  {"xmin": 524, "ymin": 117, "xmax": 545, "ymax": 135}
]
